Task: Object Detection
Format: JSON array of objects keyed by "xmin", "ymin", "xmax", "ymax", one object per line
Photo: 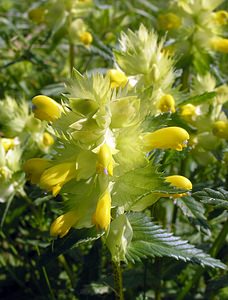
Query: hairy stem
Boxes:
[{"xmin": 112, "ymin": 261, "xmax": 124, "ymax": 300}]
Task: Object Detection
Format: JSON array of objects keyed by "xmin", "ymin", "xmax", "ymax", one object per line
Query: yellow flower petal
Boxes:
[
  {"xmin": 79, "ymin": 31, "xmax": 93, "ymax": 45},
  {"xmin": 39, "ymin": 161, "xmax": 77, "ymax": 196},
  {"xmin": 158, "ymin": 13, "xmax": 181, "ymax": 30},
  {"xmin": 92, "ymin": 191, "xmax": 111, "ymax": 230},
  {"xmin": 143, "ymin": 127, "xmax": 189, "ymax": 151},
  {"xmin": 96, "ymin": 144, "xmax": 113, "ymax": 176},
  {"xmin": 212, "ymin": 120, "xmax": 228, "ymax": 139},
  {"xmin": 50, "ymin": 211, "xmax": 78, "ymax": 238},
  {"xmin": 107, "ymin": 69, "xmax": 128, "ymax": 89},
  {"xmin": 23, "ymin": 158, "xmax": 51, "ymax": 184},
  {"xmin": 210, "ymin": 37, "xmax": 228, "ymax": 53},
  {"xmin": 32, "ymin": 95, "xmax": 62, "ymax": 122},
  {"xmin": 213, "ymin": 10, "xmax": 228, "ymax": 25},
  {"xmin": 1, "ymin": 138, "xmax": 17, "ymax": 152},
  {"xmin": 158, "ymin": 175, "xmax": 192, "ymax": 198},
  {"xmin": 157, "ymin": 94, "xmax": 176, "ymax": 113},
  {"xmin": 43, "ymin": 132, "xmax": 54, "ymax": 147}
]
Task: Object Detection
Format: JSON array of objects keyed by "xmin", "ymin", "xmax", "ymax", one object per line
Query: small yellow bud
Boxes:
[
  {"xmin": 1, "ymin": 138, "xmax": 17, "ymax": 152},
  {"xmin": 39, "ymin": 161, "xmax": 77, "ymax": 196},
  {"xmin": 32, "ymin": 95, "xmax": 62, "ymax": 122},
  {"xmin": 212, "ymin": 121, "xmax": 228, "ymax": 139},
  {"xmin": 164, "ymin": 175, "xmax": 192, "ymax": 198},
  {"xmin": 213, "ymin": 10, "xmax": 228, "ymax": 25},
  {"xmin": 180, "ymin": 104, "xmax": 197, "ymax": 122},
  {"xmin": 50, "ymin": 211, "xmax": 78, "ymax": 238},
  {"xmin": 143, "ymin": 127, "xmax": 189, "ymax": 152},
  {"xmin": 157, "ymin": 94, "xmax": 176, "ymax": 113},
  {"xmin": 23, "ymin": 158, "xmax": 51, "ymax": 184},
  {"xmin": 107, "ymin": 69, "xmax": 128, "ymax": 89},
  {"xmin": 158, "ymin": 13, "xmax": 181, "ymax": 30},
  {"xmin": 92, "ymin": 191, "xmax": 111, "ymax": 230},
  {"xmin": 210, "ymin": 37, "xmax": 228, "ymax": 53},
  {"xmin": 96, "ymin": 144, "xmax": 113, "ymax": 176},
  {"xmin": 43, "ymin": 132, "xmax": 54, "ymax": 147},
  {"xmin": 79, "ymin": 31, "xmax": 93, "ymax": 45}
]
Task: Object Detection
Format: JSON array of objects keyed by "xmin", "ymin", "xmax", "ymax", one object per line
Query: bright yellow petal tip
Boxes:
[
  {"xmin": 23, "ymin": 158, "xmax": 51, "ymax": 184},
  {"xmin": 92, "ymin": 191, "xmax": 111, "ymax": 231},
  {"xmin": 157, "ymin": 94, "xmax": 176, "ymax": 113},
  {"xmin": 1, "ymin": 138, "xmax": 17, "ymax": 152},
  {"xmin": 43, "ymin": 132, "xmax": 55, "ymax": 147},
  {"xmin": 32, "ymin": 95, "xmax": 62, "ymax": 122},
  {"xmin": 50, "ymin": 211, "xmax": 78, "ymax": 238},
  {"xmin": 79, "ymin": 31, "xmax": 93, "ymax": 45},
  {"xmin": 213, "ymin": 10, "xmax": 228, "ymax": 25},
  {"xmin": 180, "ymin": 104, "xmax": 197, "ymax": 122},
  {"xmin": 164, "ymin": 175, "xmax": 192, "ymax": 198},
  {"xmin": 212, "ymin": 121, "xmax": 228, "ymax": 139},
  {"xmin": 210, "ymin": 37, "xmax": 228, "ymax": 53},
  {"xmin": 96, "ymin": 144, "xmax": 113, "ymax": 176},
  {"xmin": 107, "ymin": 69, "xmax": 128, "ymax": 89},
  {"xmin": 39, "ymin": 161, "xmax": 77, "ymax": 196},
  {"xmin": 143, "ymin": 127, "xmax": 189, "ymax": 152},
  {"xmin": 158, "ymin": 13, "xmax": 181, "ymax": 30}
]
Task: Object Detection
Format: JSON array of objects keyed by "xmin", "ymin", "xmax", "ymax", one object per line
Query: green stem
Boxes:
[
  {"xmin": 210, "ymin": 219, "xmax": 228, "ymax": 257},
  {"xmin": 69, "ymin": 43, "xmax": 74, "ymax": 75},
  {"xmin": 112, "ymin": 261, "xmax": 124, "ymax": 300},
  {"xmin": 58, "ymin": 254, "xmax": 75, "ymax": 288},
  {"xmin": 181, "ymin": 65, "xmax": 190, "ymax": 91}
]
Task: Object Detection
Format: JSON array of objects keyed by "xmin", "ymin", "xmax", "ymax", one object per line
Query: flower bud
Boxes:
[
  {"xmin": 23, "ymin": 158, "xmax": 51, "ymax": 184},
  {"xmin": 158, "ymin": 13, "xmax": 181, "ymax": 30},
  {"xmin": 213, "ymin": 10, "xmax": 228, "ymax": 25},
  {"xmin": 42, "ymin": 132, "xmax": 54, "ymax": 147},
  {"xmin": 79, "ymin": 31, "xmax": 93, "ymax": 45},
  {"xmin": 212, "ymin": 120, "xmax": 228, "ymax": 139},
  {"xmin": 157, "ymin": 94, "xmax": 175, "ymax": 113},
  {"xmin": 107, "ymin": 69, "xmax": 128, "ymax": 88},
  {"xmin": 96, "ymin": 144, "xmax": 113, "ymax": 176},
  {"xmin": 210, "ymin": 37, "xmax": 228, "ymax": 53},
  {"xmin": 50, "ymin": 211, "xmax": 78, "ymax": 238},
  {"xmin": 1, "ymin": 138, "xmax": 17, "ymax": 152},
  {"xmin": 32, "ymin": 95, "xmax": 62, "ymax": 122},
  {"xmin": 143, "ymin": 127, "xmax": 189, "ymax": 151},
  {"xmin": 158, "ymin": 175, "xmax": 192, "ymax": 198},
  {"xmin": 92, "ymin": 191, "xmax": 111, "ymax": 230}
]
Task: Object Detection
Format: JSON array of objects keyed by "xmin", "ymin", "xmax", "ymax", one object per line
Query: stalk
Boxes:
[{"xmin": 112, "ymin": 260, "xmax": 124, "ymax": 300}]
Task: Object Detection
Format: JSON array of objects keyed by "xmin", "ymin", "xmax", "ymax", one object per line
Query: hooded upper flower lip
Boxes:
[
  {"xmin": 39, "ymin": 161, "xmax": 77, "ymax": 196},
  {"xmin": 212, "ymin": 120, "xmax": 228, "ymax": 139},
  {"xmin": 32, "ymin": 95, "xmax": 62, "ymax": 122},
  {"xmin": 157, "ymin": 94, "xmax": 176, "ymax": 113},
  {"xmin": 96, "ymin": 144, "xmax": 113, "ymax": 176},
  {"xmin": 92, "ymin": 190, "xmax": 111, "ymax": 231},
  {"xmin": 143, "ymin": 127, "xmax": 190, "ymax": 151},
  {"xmin": 50, "ymin": 210, "xmax": 78, "ymax": 238},
  {"xmin": 210, "ymin": 37, "xmax": 228, "ymax": 53},
  {"xmin": 107, "ymin": 69, "xmax": 128, "ymax": 88},
  {"xmin": 157, "ymin": 175, "xmax": 192, "ymax": 198}
]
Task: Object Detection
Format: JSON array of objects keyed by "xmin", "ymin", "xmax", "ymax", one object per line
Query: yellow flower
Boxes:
[
  {"xmin": 92, "ymin": 191, "xmax": 111, "ymax": 230},
  {"xmin": 23, "ymin": 158, "xmax": 51, "ymax": 184},
  {"xmin": 180, "ymin": 104, "xmax": 197, "ymax": 122},
  {"xmin": 213, "ymin": 10, "xmax": 228, "ymax": 25},
  {"xmin": 157, "ymin": 94, "xmax": 176, "ymax": 113},
  {"xmin": 32, "ymin": 95, "xmax": 62, "ymax": 122},
  {"xmin": 158, "ymin": 13, "xmax": 181, "ymax": 30},
  {"xmin": 39, "ymin": 161, "xmax": 77, "ymax": 196},
  {"xmin": 107, "ymin": 69, "xmax": 128, "ymax": 88},
  {"xmin": 210, "ymin": 37, "xmax": 228, "ymax": 53},
  {"xmin": 79, "ymin": 31, "xmax": 93, "ymax": 45},
  {"xmin": 42, "ymin": 132, "xmax": 54, "ymax": 147},
  {"xmin": 96, "ymin": 144, "xmax": 113, "ymax": 176},
  {"xmin": 163, "ymin": 175, "xmax": 192, "ymax": 198},
  {"xmin": 143, "ymin": 127, "xmax": 189, "ymax": 151},
  {"xmin": 50, "ymin": 211, "xmax": 78, "ymax": 238},
  {"xmin": 1, "ymin": 138, "xmax": 17, "ymax": 152},
  {"xmin": 28, "ymin": 7, "xmax": 45, "ymax": 24},
  {"xmin": 212, "ymin": 121, "xmax": 228, "ymax": 139}
]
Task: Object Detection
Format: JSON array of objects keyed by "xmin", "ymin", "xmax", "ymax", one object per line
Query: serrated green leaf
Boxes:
[
  {"xmin": 112, "ymin": 163, "xmax": 177, "ymax": 210},
  {"xmin": 193, "ymin": 188, "xmax": 228, "ymax": 210},
  {"xmin": 176, "ymin": 196, "xmax": 210, "ymax": 235},
  {"xmin": 126, "ymin": 213, "xmax": 226, "ymax": 269},
  {"xmin": 39, "ymin": 227, "xmax": 104, "ymax": 266}
]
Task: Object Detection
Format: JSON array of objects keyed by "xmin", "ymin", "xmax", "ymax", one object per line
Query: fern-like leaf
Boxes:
[
  {"xmin": 126, "ymin": 213, "xmax": 226, "ymax": 269},
  {"xmin": 193, "ymin": 188, "xmax": 228, "ymax": 209}
]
